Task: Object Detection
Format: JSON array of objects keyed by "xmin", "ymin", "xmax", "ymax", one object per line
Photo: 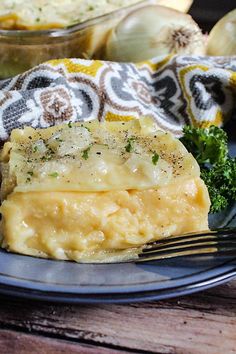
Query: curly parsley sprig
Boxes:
[{"xmin": 180, "ymin": 125, "xmax": 236, "ymax": 213}]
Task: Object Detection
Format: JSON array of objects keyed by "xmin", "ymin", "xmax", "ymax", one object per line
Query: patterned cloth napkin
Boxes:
[{"xmin": 0, "ymin": 55, "xmax": 235, "ymax": 141}]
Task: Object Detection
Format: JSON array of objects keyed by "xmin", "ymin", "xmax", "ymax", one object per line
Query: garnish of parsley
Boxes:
[{"xmin": 181, "ymin": 125, "xmax": 236, "ymax": 213}]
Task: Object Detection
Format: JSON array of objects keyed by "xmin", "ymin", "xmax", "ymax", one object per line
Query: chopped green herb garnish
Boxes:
[
  {"xmin": 55, "ymin": 137, "xmax": 63, "ymax": 143},
  {"xmin": 81, "ymin": 124, "xmax": 91, "ymax": 132},
  {"xmin": 82, "ymin": 147, "xmax": 91, "ymax": 160},
  {"xmin": 152, "ymin": 152, "xmax": 159, "ymax": 165},
  {"xmin": 27, "ymin": 171, "xmax": 34, "ymax": 176},
  {"xmin": 33, "ymin": 146, "xmax": 38, "ymax": 153},
  {"xmin": 68, "ymin": 121, "xmax": 73, "ymax": 128},
  {"xmin": 41, "ymin": 155, "xmax": 52, "ymax": 162},
  {"xmin": 26, "ymin": 177, "xmax": 31, "ymax": 183},
  {"xmin": 49, "ymin": 172, "xmax": 59, "ymax": 178},
  {"xmin": 47, "ymin": 147, "xmax": 55, "ymax": 155},
  {"xmin": 125, "ymin": 137, "xmax": 135, "ymax": 153}
]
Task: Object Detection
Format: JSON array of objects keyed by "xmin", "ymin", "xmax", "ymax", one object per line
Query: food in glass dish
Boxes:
[
  {"xmin": 0, "ymin": 118, "xmax": 210, "ymax": 262},
  {"xmin": 0, "ymin": 1, "xmax": 194, "ymax": 79},
  {"xmin": 0, "ymin": 0, "xmax": 193, "ymax": 30},
  {"xmin": 0, "ymin": 0, "xmax": 140, "ymax": 30},
  {"xmin": 0, "ymin": 1, "xmax": 140, "ymax": 78}
]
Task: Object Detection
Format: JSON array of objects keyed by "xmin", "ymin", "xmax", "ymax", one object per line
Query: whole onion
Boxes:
[{"xmin": 105, "ymin": 5, "xmax": 205, "ymax": 62}]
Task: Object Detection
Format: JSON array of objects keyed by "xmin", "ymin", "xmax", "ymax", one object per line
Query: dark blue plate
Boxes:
[{"xmin": 0, "ymin": 123, "xmax": 235, "ymax": 303}]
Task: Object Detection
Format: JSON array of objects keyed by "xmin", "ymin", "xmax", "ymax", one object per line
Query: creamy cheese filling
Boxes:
[{"xmin": 1, "ymin": 178, "xmax": 210, "ymax": 262}]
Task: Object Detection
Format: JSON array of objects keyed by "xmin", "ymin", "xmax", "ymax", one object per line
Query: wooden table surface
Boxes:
[{"xmin": 0, "ymin": 280, "xmax": 236, "ymax": 354}]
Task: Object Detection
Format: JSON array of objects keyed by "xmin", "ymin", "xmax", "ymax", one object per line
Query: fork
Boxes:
[{"xmin": 136, "ymin": 227, "xmax": 236, "ymax": 262}]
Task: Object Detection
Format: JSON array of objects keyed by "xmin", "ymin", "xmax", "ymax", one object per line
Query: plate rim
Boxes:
[
  {"xmin": 0, "ymin": 252, "xmax": 236, "ymax": 295},
  {"xmin": 0, "ymin": 267, "xmax": 235, "ymax": 304}
]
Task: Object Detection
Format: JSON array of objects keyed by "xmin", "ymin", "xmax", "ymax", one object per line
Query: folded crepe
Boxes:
[{"xmin": 0, "ymin": 118, "xmax": 210, "ymax": 262}]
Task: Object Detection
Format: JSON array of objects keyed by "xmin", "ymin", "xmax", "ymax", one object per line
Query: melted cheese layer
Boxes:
[
  {"xmin": 0, "ymin": 118, "xmax": 200, "ymax": 198},
  {"xmin": 1, "ymin": 177, "xmax": 210, "ymax": 262}
]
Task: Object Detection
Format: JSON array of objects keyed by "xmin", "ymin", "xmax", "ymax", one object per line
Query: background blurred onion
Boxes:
[
  {"xmin": 105, "ymin": 5, "xmax": 205, "ymax": 62},
  {"xmin": 207, "ymin": 9, "xmax": 236, "ymax": 56},
  {"xmin": 85, "ymin": 0, "xmax": 193, "ymax": 59}
]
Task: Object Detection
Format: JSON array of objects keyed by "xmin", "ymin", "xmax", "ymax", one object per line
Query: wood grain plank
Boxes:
[
  {"xmin": 0, "ymin": 329, "xmax": 125, "ymax": 354},
  {"xmin": 0, "ymin": 281, "xmax": 236, "ymax": 354}
]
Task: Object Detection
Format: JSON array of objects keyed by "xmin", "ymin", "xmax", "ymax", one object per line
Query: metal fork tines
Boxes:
[{"xmin": 137, "ymin": 228, "xmax": 236, "ymax": 262}]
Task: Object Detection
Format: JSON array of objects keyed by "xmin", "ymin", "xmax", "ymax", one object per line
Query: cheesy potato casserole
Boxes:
[
  {"xmin": 0, "ymin": 0, "xmax": 139, "ymax": 29},
  {"xmin": 0, "ymin": 118, "xmax": 210, "ymax": 262}
]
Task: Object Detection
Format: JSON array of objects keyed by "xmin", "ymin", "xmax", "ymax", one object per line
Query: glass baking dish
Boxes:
[
  {"xmin": 0, "ymin": 0, "xmax": 146, "ymax": 78},
  {"xmin": 0, "ymin": 0, "xmax": 192, "ymax": 79}
]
